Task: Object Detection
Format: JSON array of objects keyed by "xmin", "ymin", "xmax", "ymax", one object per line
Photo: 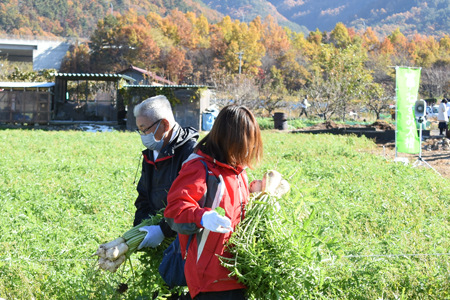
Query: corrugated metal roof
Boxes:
[
  {"xmin": 117, "ymin": 65, "xmax": 176, "ymax": 85},
  {"xmin": 51, "ymin": 72, "xmax": 135, "ymax": 82},
  {"xmin": 123, "ymin": 84, "xmax": 212, "ymax": 88},
  {"xmin": 0, "ymin": 82, "xmax": 55, "ymax": 88}
]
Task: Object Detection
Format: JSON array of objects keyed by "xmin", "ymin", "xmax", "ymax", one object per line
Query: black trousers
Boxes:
[
  {"xmin": 438, "ymin": 121, "xmax": 448, "ymax": 135},
  {"xmin": 167, "ymin": 292, "xmax": 193, "ymax": 300},
  {"xmin": 194, "ymin": 289, "xmax": 247, "ymax": 300},
  {"xmin": 299, "ymin": 108, "xmax": 308, "ymax": 117}
]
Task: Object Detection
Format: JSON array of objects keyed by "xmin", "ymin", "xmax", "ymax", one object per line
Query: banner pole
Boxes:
[{"xmin": 395, "ymin": 66, "xmax": 399, "ymax": 159}]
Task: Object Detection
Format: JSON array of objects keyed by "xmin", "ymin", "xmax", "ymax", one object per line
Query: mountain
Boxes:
[
  {"xmin": 0, "ymin": 0, "xmax": 224, "ymax": 38},
  {"xmin": 268, "ymin": 0, "xmax": 450, "ymax": 37},
  {"xmin": 1, "ymin": 0, "xmax": 450, "ymax": 39},
  {"xmin": 347, "ymin": 0, "xmax": 450, "ymax": 37},
  {"xmin": 268, "ymin": 0, "xmax": 377, "ymax": 32},
  {"xmin": 203, "ymin": 0, "xmax": 309, "ymax": 33}
]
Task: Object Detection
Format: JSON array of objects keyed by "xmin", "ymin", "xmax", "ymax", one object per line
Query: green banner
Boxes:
[{"xmin": 396, "ymin": 67, "xmax": 421, "ymax": 154}]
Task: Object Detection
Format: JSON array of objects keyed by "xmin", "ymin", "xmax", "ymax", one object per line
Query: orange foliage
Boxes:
[
  {"xmin": 261, "ymin": 15, "xmax": 290, "ymax": 57},
  {"xmin": 55, "ymin": 8, "xmax": 450, "ymax": 86},
  {"xmin": 164, "ymin": 47, "xmax": 193, "ymax": 83},
  {"xmin": 362, "ymin": 27, "xmax": 380, "ymax": 50},
  {"xmin": 379, "ymin": 37, "xmax": 394, "ymax": 55}
]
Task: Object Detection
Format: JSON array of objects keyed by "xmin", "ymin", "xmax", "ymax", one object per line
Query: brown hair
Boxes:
[{"xmin": 195, "ymin": 105, "xmax": 263, "ymax": 169}]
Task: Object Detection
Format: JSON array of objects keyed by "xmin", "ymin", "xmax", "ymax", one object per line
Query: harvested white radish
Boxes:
[
  {"xmin": 98, "ymin": 256, "xmax": 126, "ymax": 273},
  {"xmin": 106, "ymin": 255, "xmax": 126, "ymax": 273},
  {"xmin": 105, "ymin": 243, "xmax": 129, "ymax": 261},
  {"xmin": 100, "ymin": 237, "xmax": 126, "ymax": 250},
  {"xmin": 249, "ymin": 180, "xmax": 263, "ymax": 193},
  {"xmin": 98, "ymin": 257, "xmax": 108, "ymax": 270},
  {"xmin": 274, "ymin": 179, "xmax": 290, "ymax": 198},
  {"xmin": 262, "ymin": 170, "xmax": 282, "ymax": 194},
  {"xmin": 94, "ymin": 212, "xmax": 163, "ymax": 274},
  {"xmin": 93, "ymin": 246, "xmax": 106, "ymax": 258}
]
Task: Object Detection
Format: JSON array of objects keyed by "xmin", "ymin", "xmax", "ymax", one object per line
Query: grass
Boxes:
[
  {"xmin": 1, "ymin": 129, "xmax": 450, "ymax": 299},
  {"xmin": 256, "ymin": 117, "xmax": 383, "ymax": 130},
  {"xmin": 256, "ymin": 117, "xmax": 323, "ymax": 130}
]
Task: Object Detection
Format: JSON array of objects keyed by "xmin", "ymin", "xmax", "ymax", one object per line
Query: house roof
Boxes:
[
  {"xmin": 117, "ymin": 65, "xmax": 176, "ymax": 85},
  {"xmin": 0, "ymin": 82, "xmax": 55, "ymax": 88},
  {"xmin": 51, "ymin": 72, "xmax": 135, "ymax": 82},
  {"xmin": 123, "ymin": 84, "xmax": 213, "ymax": 88}
]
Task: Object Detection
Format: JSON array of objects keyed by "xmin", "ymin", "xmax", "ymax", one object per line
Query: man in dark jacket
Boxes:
[{"xmin": 133, "ymin": 95, "xmax": 199, "ymax": 249}]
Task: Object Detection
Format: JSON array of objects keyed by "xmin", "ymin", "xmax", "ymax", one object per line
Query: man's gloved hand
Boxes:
[
  {"xmin": 201, "ymin": 210, "xmax": 233, "ymax": 233},
  {"xmin": 137, "ymin": 225, "xmax": 165, "ymax": 249}
]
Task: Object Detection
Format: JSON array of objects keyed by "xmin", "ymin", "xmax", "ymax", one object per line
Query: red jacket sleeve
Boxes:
[{"xmin": 164, "ymin": 160, "xmax": 211, "ymax": 234}]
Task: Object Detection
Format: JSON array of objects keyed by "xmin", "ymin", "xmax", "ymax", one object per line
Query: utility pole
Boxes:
[
  {"xmin": 110, "ymin": 2, "xmax": 113, "ymax": 14},
  {"xmin": 236, "ymin": 51, "xmax": 244, "ymax": 75}
]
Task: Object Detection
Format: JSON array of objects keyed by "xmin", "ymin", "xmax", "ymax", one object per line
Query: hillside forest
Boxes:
[
  {"xmin": 48, "ymin": 9, "xmax": 450, "ymax": 119},
  {"xmin": 3, "ymin": 5, "xmax": 450, "ymax": 119}
]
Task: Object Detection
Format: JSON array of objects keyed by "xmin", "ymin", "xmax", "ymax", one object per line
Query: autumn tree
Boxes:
[
  {"xmin": 387, "ymin": 28, "xmax": 410, "ymax": 66},
  {"xmin": 329, "ymin": 23, "xmax": 351, "ymax": 48},
  {"xmin": 59, "ymin": 43, "xmax": 91, "ymax": 73},
  {"xmin": 421, "ymin": 59, "xmax": 450, "ymax": 98},
  {"xmin": 363, "ymin": 83, "xmax": 392, "ymax": 120},
  {"xmin": 261, "ymin": 15, "xmax": 290, "ymax": 58},
  {"xmin": 409, "ymin": 35, "xmax": 439, "ymax": 67},
  {"xmin": 163, "ymin": 47, "xmax": 192, "ymax": 83},
  {"xmin": 211, "ymin": 70, "xmax": 258, "ymax": 109},
  {"xmin": 258, "ymin": 66, "xmax": 289, "ymax": 116},
  {"xmin": 439, "ymin": 35, "xmax": 450, "ymax": 58},
  {"xmin": 361, "ymin": 27, "xmax": 380, "ymax": 51},
  {"xmin": 219, "ymin": 18, "xmax": 266, "ymax": 75},
  {"xmin": 89, "ymin": 14, "xmax": 126, "ymax": 72},
  {"xmin": 277, "ymin": 50, "xmax": 310, "ymax": 91},
  {"xmin": 307, "ymin": 44, "xmax": 374, "ymax": 121},
  {"xmin": 307, "ymin": 28, "xmax": 323, "ymax": 45}
]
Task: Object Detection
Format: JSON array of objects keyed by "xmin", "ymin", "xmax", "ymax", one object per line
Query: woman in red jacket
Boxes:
[{"xmin": 165, "ymin": 105, "xmax": 263, "ymax": 300}]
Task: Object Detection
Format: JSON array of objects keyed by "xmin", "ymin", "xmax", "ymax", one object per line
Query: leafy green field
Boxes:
[
  {"xmin": 1, "ymin": 129, "xmax": 450, "ymax": 299},
  {"xmin": 255, "ymin": 117, "xmax": 381, "ymax": 130}
]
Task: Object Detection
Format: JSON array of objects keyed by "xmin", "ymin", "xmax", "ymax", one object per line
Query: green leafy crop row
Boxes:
[{"xmin": 0, "ymin": 129, "xmax": 449, "ymax": 299}]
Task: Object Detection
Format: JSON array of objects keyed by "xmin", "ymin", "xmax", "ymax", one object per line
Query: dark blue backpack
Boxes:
[{"xmin": 158, "ymin": 234, "xmax": 193, "ymax": 288}]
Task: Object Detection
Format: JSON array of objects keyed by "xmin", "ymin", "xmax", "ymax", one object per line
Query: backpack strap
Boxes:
[
  {"xmin": 197, "ymin": 160, "xmax": 219, "ymax": 209},
  {"xmin": 200, "ymin": 160, "xmax": 209, "ymax": 184},
  {"xmin": 184, "ymin": 234, "xmax": 193, "ymax": 259}
]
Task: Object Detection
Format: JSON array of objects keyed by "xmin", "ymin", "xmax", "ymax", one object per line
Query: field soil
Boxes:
[
  {"xmin": 366, "ymin": 135, "xmax": 450, "ymax": 178},
  {"xmin": 300, "ymin": 120, "xmax": 395, "ymax": 131},
  {"xmin": 297, "ymin": 121, "xmax": 450, "ymax": 178}
]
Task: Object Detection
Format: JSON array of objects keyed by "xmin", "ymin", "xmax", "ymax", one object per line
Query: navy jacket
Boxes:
[{"xmin": 133, "ymin": 124, "xmax": 199, "ymax": 237}]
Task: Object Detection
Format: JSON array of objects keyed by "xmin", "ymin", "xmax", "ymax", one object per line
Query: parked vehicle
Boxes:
[{"xmin": 426, "ymin": 105, "xmax": 439, "ymax": 118}]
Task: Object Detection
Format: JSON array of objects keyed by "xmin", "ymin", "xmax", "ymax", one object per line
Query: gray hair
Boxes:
[{"xmin": 133, "ymin": 95, "xmax": 175, "ymax": 124}]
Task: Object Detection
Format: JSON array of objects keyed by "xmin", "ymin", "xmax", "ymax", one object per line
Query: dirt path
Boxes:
[
  {"xmin": 298, "ymin": 121, "xmax": 449, "ymax": 178},
  {"xmin": 364, "ymin": 135, "xmax": 450, "ymax": 178}
]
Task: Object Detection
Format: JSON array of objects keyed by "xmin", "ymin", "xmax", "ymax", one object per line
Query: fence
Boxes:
[{"xmin": 0, "ymin": 90, "xmax": 51, "ymax": 124}]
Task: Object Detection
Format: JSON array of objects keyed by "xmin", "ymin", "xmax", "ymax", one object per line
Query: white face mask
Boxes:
[{"xmin": 140, "ymin": 121, "xmax": 166, "ymax": 151}]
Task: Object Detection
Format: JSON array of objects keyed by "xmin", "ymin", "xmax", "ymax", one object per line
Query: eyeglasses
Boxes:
[{"xmin": 135, "ymin": 119, "xmax": 161, "ymax": 136}]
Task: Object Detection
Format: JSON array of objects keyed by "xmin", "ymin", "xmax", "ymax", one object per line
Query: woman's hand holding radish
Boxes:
[
  {"xmin": 201, "ymin": 210, "xmax": 233, "ymax": 233},
  {"xmin": 138, "ymin": 225, "xmax": 165, "ymax": 249}
]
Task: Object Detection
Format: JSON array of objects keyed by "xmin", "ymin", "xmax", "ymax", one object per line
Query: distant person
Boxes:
[
  {"xmin": 438, "ymin": 98, "xmax": 448, "ymax": 136},
  {"xmin": 349, "ymin": 110, "xmax": 358, "ymax": 120},
  {"xmin": 299, "ymin": 95, "xmax": 309, "ymax": 118}
]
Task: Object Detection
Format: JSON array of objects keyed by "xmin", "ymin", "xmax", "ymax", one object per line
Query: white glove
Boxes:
[
  {"xmin": 137, "ymin": 225, "xmax": 165, "ymax": 249},
  {"xmin": 201, "ymin": 211, "xmax": 233, "ymax": 233}
]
